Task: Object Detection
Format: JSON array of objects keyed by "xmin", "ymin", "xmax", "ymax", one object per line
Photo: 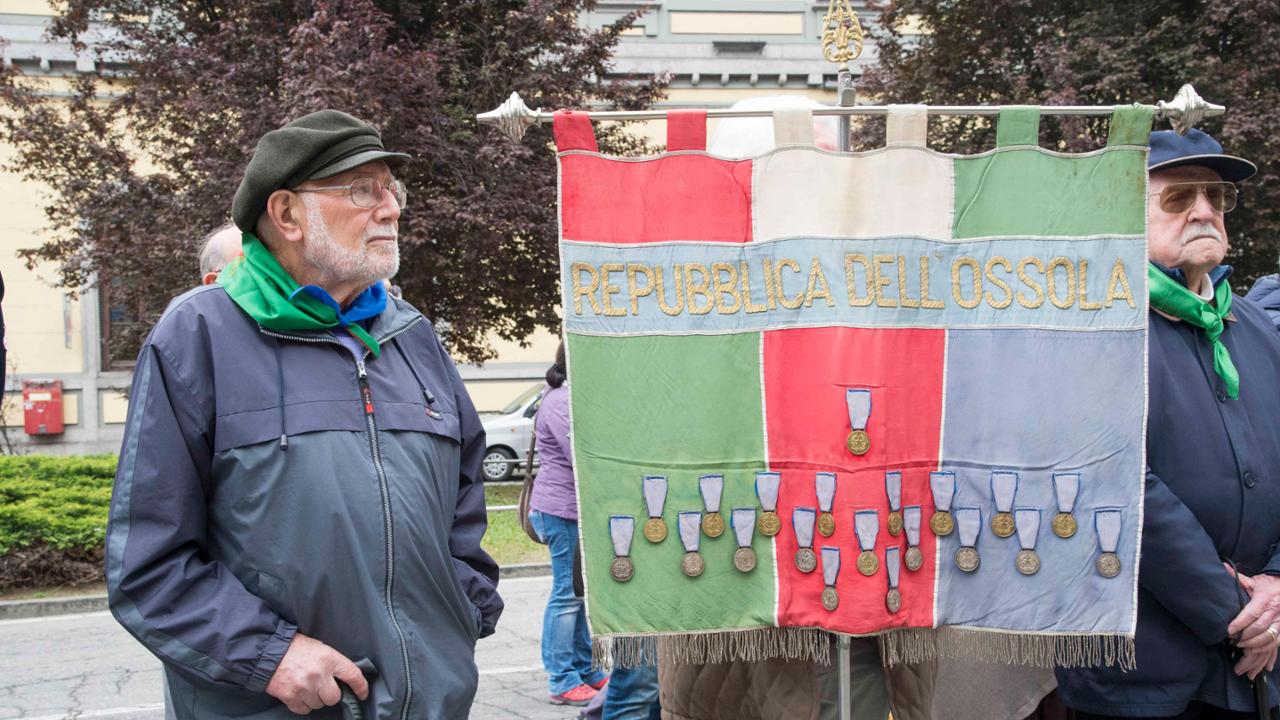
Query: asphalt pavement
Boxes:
[{"xmin": 0, "ymin": 575, "xmax": 579, "ymax": 720}]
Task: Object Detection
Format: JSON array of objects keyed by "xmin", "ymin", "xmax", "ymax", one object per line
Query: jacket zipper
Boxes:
[{"xmin": 259, "ymin": 317, "xmax": 423, "ymax": 719}]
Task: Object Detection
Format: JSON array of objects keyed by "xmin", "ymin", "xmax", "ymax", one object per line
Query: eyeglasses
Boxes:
[
  {"xmin": 1149, "ymin": 181, "xmax": 1238, "ymax": 214},
  {"xmin": 295, "ymin": 176, "xmax": 408, "ymax": 210}
]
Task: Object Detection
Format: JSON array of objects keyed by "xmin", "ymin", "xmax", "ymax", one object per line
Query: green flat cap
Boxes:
[{"xmin": 231, "ymin": 109, "xmax": 410, "ymax": 232}]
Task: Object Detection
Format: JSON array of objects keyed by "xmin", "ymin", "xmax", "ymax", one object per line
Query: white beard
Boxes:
[{"xmin": 301, "ymin": 194, "xmax": 400, "ymax": 288}]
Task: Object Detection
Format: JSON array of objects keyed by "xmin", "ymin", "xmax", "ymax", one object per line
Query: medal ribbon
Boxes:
[
  {"xmin": 955, "ymin": 507, "xmax": 981, "ymax": 547},
  {"xmin": 886, "ymin": 546, "xmax": 901, "ymax": 589},
  {"xmin": 885, "ymin": 471, "xmax": 902, "ymax": 512},
  {"xmin": 793, "ymin": 507, "xmax": 817, "ymax": 548},
  {"xmin": 903, "ymin": 506, "xmax": 921, "ymax": 546},
  {"xmin": 1014, "ymin": 508, "xmax": 1041, "ymax": 551},
  {"xmin": 610, "ymin": 516, "xmax": 636, "ymax": 557},
  {"xmin": 821, "ymin": 546, "xmax": 841, "ymax": 587},
  {"xmin": 846, "ymin": 388, "xmax": 872, "ymax": 431},
  {"xmin": 731, "ymin": 508, "xmax": 756, "ymax": 548},
  {"xmin": 678, "ymin": 511, "xmax": 701, "ymax": 553},
  {"xmin": 930, "ymin": 471, "xmax": 955, "ymax": 512},
  {"xmin": 699, "ymin": 474, "xmax": 724, "ymax": 513},
  {"xmin": 991, "ymin": 471, "xmax": 1018, "ymax": 513},
  {"xmin": 816, "ymin": 472, "xmax": 836, "ymax": 512},
  {"xmin": 643, "ymin": 475, "xmax": 668, "ymax": 518},
  {"xmin": 1095, "ymin": 509, "xmax": 1122, "ymax": 553},
  {"xmin": 756, "ymin": 471, "xmax": 781, "ymax": 512},
  {"xmin": 854, "ymin": 510, "xmax": 879, "ymax": 551},
  {"xmin": 1053, "ymin": 473, "xmax": 1080, "ymax": 514}
]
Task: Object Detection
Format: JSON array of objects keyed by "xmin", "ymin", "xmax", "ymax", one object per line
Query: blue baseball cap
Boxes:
[{"xmin": 1148, "ymin": 128, "xmax": 1255, "ymax": 182}]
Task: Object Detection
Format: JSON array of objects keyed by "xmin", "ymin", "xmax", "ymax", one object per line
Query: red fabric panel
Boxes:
[
  {"xmin": 667, "ymin": 110, "xmax": 708, "ymax": 151},
  {"xmin": 764, "ymin": 327, "xmax": 946, "ymax": 633},
  {"xmin": 559, "ymin": 154, "xmax": 753, "ymax": 243},
  {"xmin": 553, "ymin": 110, "xmax": 598, "ymax": 152}
]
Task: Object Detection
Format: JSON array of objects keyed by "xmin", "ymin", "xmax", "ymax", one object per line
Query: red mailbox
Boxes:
[{"xmin": 23, "ymin": 380, "xmax": 64, "ymax": 435}]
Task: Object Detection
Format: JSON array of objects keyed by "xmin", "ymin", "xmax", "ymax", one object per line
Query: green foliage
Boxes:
[{"xmin": 0, "ymin": 455, "xmax": 116, "ymax": 555}]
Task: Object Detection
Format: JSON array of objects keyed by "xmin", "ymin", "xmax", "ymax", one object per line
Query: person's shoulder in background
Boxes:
[{"xmin": 1246, "ymin": 273, "xmax": 1280, "ymax": 330}]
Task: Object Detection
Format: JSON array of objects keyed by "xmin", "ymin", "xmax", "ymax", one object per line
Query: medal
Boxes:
[
  {"xmin": 793, "ymin": 508, "xmax": 818, "ymax": 573},
  {"xmin": 885, "ymin": 471, "xmax": 903, "ymax": 536},
  {"xmin": 731, "ymin": 508, "xmax": 757, "ymax": 573},
  {"xmin": 1014, "ymin": 508, "xmax": 1041, "ymax": 576},
  {"xmin": 642, "ymin": 475, "xmax": 668, "ymax": 543},
  {"xmin": 821, "ymin": 546, "xmax": 840, "ymax": 611},
  {"xmin": 699, "ymin": 475, "xmax": 725, "ymax": 538},
  {"xmin": 954, "ymin": 507, "xmax": 981, "ymax": 573},
  {"xmin": 1095, "ymin": 509, "xmax": 1123, "ymax": 579},
  {"xmin": 903, "ymin": 506, "xmax": 923, "ymax": 572},
  {"xmin": 1052, "ymin": 473, "xmax": 1080, "ymax": 539},
  {"xmin": 845, "ymin": 389, "xmax": 872, "ymax": 456},
  {"xmin": 755, "ymin": 472, "xmax": 782, "ymax": 537},
  {"xmin": 677, "ymin": 512, "xmax": 703, "ymax": 578},
  {"xmin": 990, "ymin": 472, "xmax": 1018, "ymax": 538},
  {"xmin": 929, "ymin": 471, "xmax": 956, "ymax": 537},
  {"xmin": 816, "ymin": 472, "xmax": 837, "ymax": 537},
  {"xmin": 885, "ymin": 546, "xmax": 902, "ymax": 613},
  {"xmin": 854, "ymin": 510, "xmax": 879, "ymax": 576},
  {"xmin": 609, "ymin": 515, "xmax": 636, "ymax": 583}
]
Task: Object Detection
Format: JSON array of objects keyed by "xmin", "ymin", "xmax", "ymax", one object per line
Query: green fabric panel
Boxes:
[
  {"xmin": 952, "ymin": 148, "xmax": 1148, "ymax": 238},
  {"xmin": 1107, "ymin": 105, "xmax": 1155, "ymax": 147},
  {"xmin": 568, "ymin": 332, "xmax": 775, "ymax": 635},
  {"xmin": 996, "ymin": 106, "xmax": 1041, "ymax": 147}
]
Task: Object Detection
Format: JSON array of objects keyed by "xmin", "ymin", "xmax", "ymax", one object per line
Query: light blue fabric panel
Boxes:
[
  {"xmin": 935, "ymin": 328, "xmax": 1142, "ymax": 634},
  {"xmin": 561, "ymin": 236, "xmax": 1146, "ymax": 335}
]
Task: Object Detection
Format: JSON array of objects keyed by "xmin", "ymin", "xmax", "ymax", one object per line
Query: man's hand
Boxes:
[
  {"xmin": 1235, "ymin": 644, "xmax": 1278, "ymax": 680},
  {"xmin": 266, "ymin": 633, "xmax": 369, "ymax": 715},
  {"xmin": 1228, "ymin": 574, "xmax": 1280, "ymax": 650}
]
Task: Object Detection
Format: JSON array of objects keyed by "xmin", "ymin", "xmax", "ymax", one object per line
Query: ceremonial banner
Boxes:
[{"xmin": 557, "ymin": 105, "xmax": 1152, "ymax": 668}]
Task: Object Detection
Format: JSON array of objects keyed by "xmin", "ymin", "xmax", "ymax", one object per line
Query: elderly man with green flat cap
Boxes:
[{"xmin": 106, "ymin": 110, "xmax": 503, "ymax": 719}]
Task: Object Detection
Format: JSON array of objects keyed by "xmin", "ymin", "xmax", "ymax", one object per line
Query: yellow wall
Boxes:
[
  {"xmin": 101, "ymin": 389, "xmax": 129, "ymax": 424},
  {"xmin": 669, "ymin": 11, "xmax": 804, "ymax": 35},
  {"xmin": 0, "ymin": 0, "xmax": 53, "ymax": 15}
]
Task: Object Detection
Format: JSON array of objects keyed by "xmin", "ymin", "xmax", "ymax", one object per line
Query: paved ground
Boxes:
[{"xmin": 0, "ymin": 576, "xmax": 581, "ymax": 720}]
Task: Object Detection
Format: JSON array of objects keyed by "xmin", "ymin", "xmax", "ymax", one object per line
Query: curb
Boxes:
[{"xmin": 0, "ymin": 562, "xmax": 552, "ymax": 621}]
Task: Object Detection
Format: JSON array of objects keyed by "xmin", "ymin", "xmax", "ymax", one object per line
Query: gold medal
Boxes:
[
  {"xmin": 954, "ymin": 546, "xmax": 980, "ymax": 573},
  {"xmin": 702, "ymin": 511, "xmax": 725, "ymax": 538},
  {"xmin": 757, "ymin": 510, "xmax": 781, "ymax": 537},
  {"xmin": 733, "ymin": 547, "xmax": 757, "ymax": 573},
  {"xmin": 1015, "ymin": 549, "xmax": 1040, "ymax": 576},
  {"xmin": 1097, "ymin": 552, "xmax": 1121, "ymax": 578},
  {"xmin": 1051, "ymin": 512, "xmax": 1077, "ymax": 539},
  {"xmin": 795, "ymin": 547, "xmax": 817, "ymax": 573},
  {"xmin": 817, "ymin": 512, "xmax": 836, "ymax": 537},
  {"xmin": 846, "ymin": 429, "xmax": 870, "ymax": 456},
  {"xmin": 611, "ymin": 556, "xmax": 634, "ymax": 582},
  {"xmin": 886, "ymin": 588, "xmax": 902, "ymax": 613},
  {"xmin": 990, "ymin": 511, "xmax": 1016, "ymax": 538},
  {"xmin": 887, "ymin": 510, "xmax": 904, "ymax": 537},
  {"xmin": 821, "ymin": 586, "xmax": 839, "ymax": 611},
  {"xmin": 681, "ymin": 551, "xmax": 704, "ymax": 577},
  {"xmin": 857, "ymin": 549, "xmax": 879, "ymax": 576},
  {"xmin": 643, "ymin": 517, "xmax": 667, "ymax": 543},
  {"xmin": 905, "ymin": 546, "xmax": 923, "ymax": 572},
  {"xmin": 930, "ymin": 511, "xmax": 954, "ymax": 536}
]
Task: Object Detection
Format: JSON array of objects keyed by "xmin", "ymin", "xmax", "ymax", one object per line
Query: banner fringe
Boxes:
[
  {"xmin": 877, "ymin": 628, "xmax": 1136, "ymax": 671},
  {"xmin": 593, "ymin": 627, "xmax": 831, "ymax": 670}
]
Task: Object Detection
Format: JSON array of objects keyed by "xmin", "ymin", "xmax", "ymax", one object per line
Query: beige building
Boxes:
[{"xmin": 0, "ymin": 0, "xmax": 868, "ymax": 453}]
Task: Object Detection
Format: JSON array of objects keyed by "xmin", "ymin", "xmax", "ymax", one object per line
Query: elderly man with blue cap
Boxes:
[
  {"xmin": 106, "ymin": 109, "xmax": 503, "ymax": 719},
  {"xmin": 1054, "ymin": 130, "xmax": 1280, "ymax": 719}
]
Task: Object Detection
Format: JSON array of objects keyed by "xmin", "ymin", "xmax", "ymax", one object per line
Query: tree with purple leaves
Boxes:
[
  {"xmin": 856, "ymin": 0, "xmax": 1279, "ymax": 284},
  {"xmin": 0, "ymin": 0, "xmax": 663, "ymax": 363}
]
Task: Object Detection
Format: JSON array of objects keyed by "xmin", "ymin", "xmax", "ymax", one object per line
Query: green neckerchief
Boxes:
[
  {"xmin": 218, "ymin": 233, "xmax": 381, "ymax": 357},
  {"xmin": 1147, "ymin": 263, "xmax": 1238, "ymax": 398}
]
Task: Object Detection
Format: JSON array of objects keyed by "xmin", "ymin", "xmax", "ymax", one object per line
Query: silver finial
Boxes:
[
  {"xmin": 477, "ymin": 92, "xmax": 542, "ymax": 143},
  {"xmin": 1155, "ymin": 84, "xmax": 1224, "ymax": 135}
]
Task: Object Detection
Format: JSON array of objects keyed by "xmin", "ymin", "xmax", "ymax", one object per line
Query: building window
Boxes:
[{"xmin": 99, "ymin": 276, "xmax": 141, "ymax": 370}]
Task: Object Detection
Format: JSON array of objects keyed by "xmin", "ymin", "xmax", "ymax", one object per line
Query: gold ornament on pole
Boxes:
[{"xmin": 821, "ymin": 0, "xmax": 865, "ymax": 68}]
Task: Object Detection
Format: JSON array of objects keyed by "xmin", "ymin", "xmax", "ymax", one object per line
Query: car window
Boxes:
[{"xmin": 499, "ymin": 383, "xmax": 543, "ymax": 415}]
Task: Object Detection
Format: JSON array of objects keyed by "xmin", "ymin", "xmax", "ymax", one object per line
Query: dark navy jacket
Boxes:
[
  {"xmin": 1247, "ymin": 273, "xmax": 1280, "ymax": 330},
  {"xmin": 1057, "ymin": 268, "xmax": 1280, "ymax": 716},
  {"xmin": 106, "ymin": 285, "xmax": 503, "ymax": 719}
]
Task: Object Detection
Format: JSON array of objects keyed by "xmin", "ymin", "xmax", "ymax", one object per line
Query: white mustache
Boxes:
[
  {"xmin": 1179, "ymin": 222, "xmax": 1222, "ymax": 246},
  {"xmin": 365, "ymin": 224, "xmax": 398, "ymax": 242}
]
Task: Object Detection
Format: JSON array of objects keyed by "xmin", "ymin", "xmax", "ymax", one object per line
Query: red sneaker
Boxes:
[
  {"xmin": 588, "ymin": 676, "xmax": 609, "ymax": 691},
  {"xmin": 550, "ymin": 684, "xmax": 598, "ymax": 706}
]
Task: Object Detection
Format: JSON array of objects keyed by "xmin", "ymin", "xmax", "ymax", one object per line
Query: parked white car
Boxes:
[{"xmin": 479, "ymin": 383, "xmax": 543, "ymax": 482}]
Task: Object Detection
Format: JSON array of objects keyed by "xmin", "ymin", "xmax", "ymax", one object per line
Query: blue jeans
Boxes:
[
  {"xmin": 603, "ymin": 663, "xmax": 660, "ymax": 720},
  {"xmin": 531, "ymin": 511, "xmax": 606, "ymax": 695}
]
